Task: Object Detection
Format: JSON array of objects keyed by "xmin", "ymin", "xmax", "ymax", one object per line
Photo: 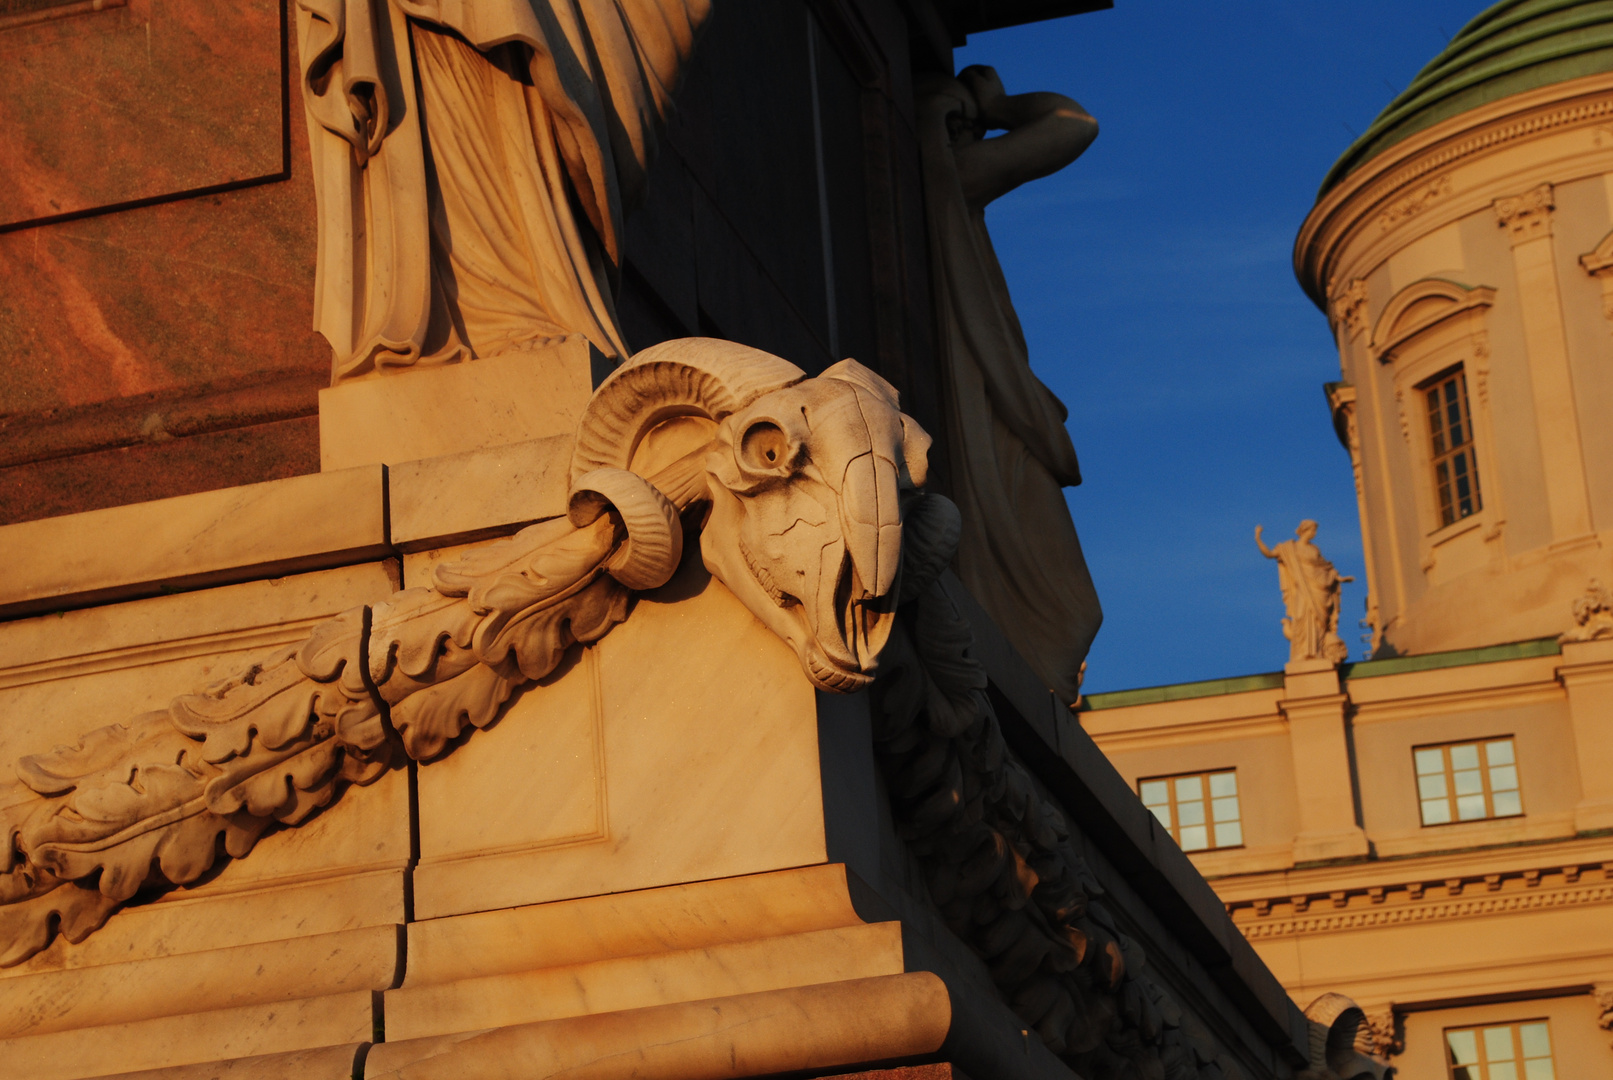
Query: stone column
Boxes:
[
  {"xmin": 1558, "ymin": 638, "xmax": 1613, "ymax": 832},
  {"xmin": 1281, "ymin": 659, "xmax": 1370, "ymax": 862},
  {"xmin": 1495, "ymin": 183, "xmax": 1595, "ymax": 542}
]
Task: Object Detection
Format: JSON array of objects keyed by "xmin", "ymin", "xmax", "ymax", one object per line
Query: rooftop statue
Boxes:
[
  {"xmin": 1256, "ymin": 520, "xmax": 1354, "ymax": 666},
  {"xmin": 297, "ymin": 0, "xmax": 711, "ymax": 383},
  {"xmin": 915, "ymin": 64, "xmax": 1102, "ymax": 704}
]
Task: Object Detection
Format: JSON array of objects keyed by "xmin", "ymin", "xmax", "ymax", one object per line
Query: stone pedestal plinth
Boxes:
[
  {"xmin": 1282, "ymin": 660, "xmax": 1370, "ymax": 863},
  {"xmin": 318, "ymin": 338, "xmax": 608, "ymax": 471}
]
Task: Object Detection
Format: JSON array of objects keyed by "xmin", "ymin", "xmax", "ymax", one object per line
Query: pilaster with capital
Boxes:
[{"xmin": 1494, "ymin": 183, "xmax": 1594, "ymax": 542}]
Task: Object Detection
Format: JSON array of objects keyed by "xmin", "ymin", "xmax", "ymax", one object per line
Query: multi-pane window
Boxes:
[
  {"xmin": 1425, "ymin": 368, "xmax": 1482, "ymax": 527},
  {"xmin": 1139, "ymin": 770, "xmax": 1242, "ymax": 852},
  {"xmin": 1415, "ymin": 738, "xmax": 1522, "ymax": 826},
  {"xmin": 1446, "ymin": 1020, "xmax": 1555, "ymax": 1080}
]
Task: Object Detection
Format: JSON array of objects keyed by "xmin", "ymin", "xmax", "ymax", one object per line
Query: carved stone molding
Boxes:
[
  {"xmin": 1298, "ymin": 82, "xmax": 1613, "ymax": 305},
  {"xmin": 1579, "ymin": 229, "xmax": 1613, "ymax": 326},
  {"xmin": 1368, "ymin": 278, "xmax": 1496, "ymax": 365},
  {"xmin": 1494, "ymin": 183, "xmax": 1556, "ymax": 246},
  {"xmin": 1378, "ymin": 174, "xmax": 1452, "ymax": 233},
  {"xmin": 1595, "ymin": 983, "xmax": 1613, "ymax": 1032},
  {"xmin": 1237, "ymin": 878, "xmax": 1613, "ymax": 940},
  {"xmin": 1325, "ymin": 382, "xmax": 1364, "ymax": 501},
  {"xmin": 1360, "ymin": 1008, "xmax": 1403, "ymax": 1059},
  {"xmin": 1329, "ymin": 278, "xmax": 1370, "ymax": 339},
  {"xmin": 1562, "ymin": 579, "xmax": 1613, "ymax": 642}
]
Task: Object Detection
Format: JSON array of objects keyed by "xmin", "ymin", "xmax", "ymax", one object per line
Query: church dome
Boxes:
[{"xmin": 1319, "ymin": 0, "xmax": 1613, "ymax": 196}]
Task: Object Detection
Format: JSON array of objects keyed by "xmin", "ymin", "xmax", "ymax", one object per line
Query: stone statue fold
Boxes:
[
  {"xmin": 916, "ymin": 67, "xmax": 1101, "ymax": 702},
  {"xmin": 297, "ymin": 0, "xmax": 711, "ymax": 382}
]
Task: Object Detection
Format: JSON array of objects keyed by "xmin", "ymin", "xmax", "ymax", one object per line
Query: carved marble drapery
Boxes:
[
  {"xmin": 1257, "ymin": 521, "xmax": 1352, "ymax": 666},
  {"xmin": 915, "ymin": 70, "xmax": 1101, "ymax": 703},
  {"xmin": 297, "ymin": 0, "xmax": 710, "ymax": 382}
]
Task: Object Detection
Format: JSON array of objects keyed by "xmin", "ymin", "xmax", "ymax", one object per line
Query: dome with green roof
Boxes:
[{"xmin": 1319, "ymin": 0, "xmax": 1613, "ymax": 196}]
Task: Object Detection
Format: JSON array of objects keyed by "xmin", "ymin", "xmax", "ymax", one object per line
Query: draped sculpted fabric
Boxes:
[
  {"xmin": 1257, "ymin": 521, "xmax": 1351, "ymax": 665},
  {"xmin": 917, "ymin": 75, "xmax": 1101, "ymax": 703},
  {"xmin": 296, "ymin": 0, "xmax": 711, "ymax": 382}
]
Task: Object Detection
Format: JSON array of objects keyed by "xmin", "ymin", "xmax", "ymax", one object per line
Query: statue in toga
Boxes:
[
  {"xmin": 296, "ymin": 0, "xmax": 712, "ymax": 383},
  {"xmin": 915, "ymin": 64, "xmax": 1102, "ymax": 704},
  {"xmin": 1256, "ymin": 520, "xmax": 1353, "ymax": 666}
]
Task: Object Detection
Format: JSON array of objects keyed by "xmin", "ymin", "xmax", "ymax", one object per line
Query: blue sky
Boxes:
[{"xmin": 955, "ymin": 1, "xmax": 1492, "ymax": 693}]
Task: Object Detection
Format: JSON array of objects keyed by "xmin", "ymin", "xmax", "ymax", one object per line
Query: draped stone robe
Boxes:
[
  {"xmin": 917, "ymin": 87, "xmax": 1102, "ymax": 704},
  {"xmin": 297, "ymin": 0, "xmax": 710, "ymax": 382}
]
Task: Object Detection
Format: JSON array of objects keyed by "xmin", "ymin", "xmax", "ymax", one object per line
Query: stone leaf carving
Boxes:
[
  {"xmin": 872, "ymin": 533, "xmax": 1241, "ymax": 1080},
  {"xmin": 0, "ymin": 338, "xmax": 938, "ymax": 965}
]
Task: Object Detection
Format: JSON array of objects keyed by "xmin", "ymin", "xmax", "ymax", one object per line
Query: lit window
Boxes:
[
  {"xmin": 1424, "ymin": 368, "xmax": 1482, "ymax": 528},
  {"xmin": 1139, "ymin": 770, "xmax": 1242, "ymax": 852},
  {"xmin": 1414, "ymin": 738, "xmax": 1522, "ymax": 826},
  {"xmin": 1446, "ymin": 1020, "xmax": 1555, "ymax": 1080}
]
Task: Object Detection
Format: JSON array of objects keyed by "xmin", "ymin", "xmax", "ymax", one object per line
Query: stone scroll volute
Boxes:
[{"xmin": 0, "ymin": 338, "xmax": 951, "ymax": 965}]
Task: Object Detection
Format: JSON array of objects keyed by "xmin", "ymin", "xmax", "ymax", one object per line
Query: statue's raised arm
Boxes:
[
  {"xmin": 950, "ymin": 64, "xmax": 1098, "ymax": 208},
  {"xmin": 1255, "ymin": 524, "xmax": 1275, "ymax": 558}
]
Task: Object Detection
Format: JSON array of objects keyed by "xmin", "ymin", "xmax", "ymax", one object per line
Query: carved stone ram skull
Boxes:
[{"xmin": 572, "ymin": 338, "xmax": 934, "ymax": 691}]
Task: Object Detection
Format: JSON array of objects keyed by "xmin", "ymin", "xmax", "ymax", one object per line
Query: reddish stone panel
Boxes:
[
  {"xmin": 0, "ymin": 0, "xmax": 330, "ymax": 522},
  {"xmin": 814, "ymin": 1063, "xmax": 970, "ymax": 1080},
  {"xmin": 0, "ymin": 415, "xmax": 321, "ymax": 525},
  {"xmin": 0, "ymin": 0, "xmax": 285, "ymax": 227}
]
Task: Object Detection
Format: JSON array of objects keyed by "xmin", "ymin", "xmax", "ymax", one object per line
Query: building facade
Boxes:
[{"xmin": 1087, "ymin": 4, "xmax": 1613, "ymax": 1078}]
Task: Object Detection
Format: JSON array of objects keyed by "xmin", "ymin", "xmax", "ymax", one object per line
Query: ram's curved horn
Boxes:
[
  {"xmin": 568, "ymin": 468, "xmax": 684, "ymax": 591},
  {"xmin": 570, "ymin": 338, "xmax": 805, "ymax": 483}
]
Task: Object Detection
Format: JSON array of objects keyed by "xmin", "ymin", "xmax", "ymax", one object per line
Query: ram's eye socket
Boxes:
[{"xmin": 741, "ymin": 421, "xmax": 790, "ymax": 470}]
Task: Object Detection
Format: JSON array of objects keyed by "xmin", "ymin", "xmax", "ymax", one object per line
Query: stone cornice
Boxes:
[
  {"xmin": 1236, "ymin": 874, "xmax": 1613, "ymax": 941},
  {"xmin": 1295, "ymin": 71, "xmax": 1613, "ymax": 309}
]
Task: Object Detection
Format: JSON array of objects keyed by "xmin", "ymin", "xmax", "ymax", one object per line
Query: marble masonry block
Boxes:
[
  {"xmin": 388, "ymin": 433, "xmax": 572, "ymax": 550},
  {"xmin": 91, "ymin": 1042, "xmax": 369, "ymax": 1080},
  {"xmin": 3, "ymin": 989, "xmax": 379, "ymax": 1080},
  {"xmin": 319, "ymin": 338, "xmax": 607, "ymax": 471},
  {"xmin": 364, "ymin": 974, "xmax": 953, "ymax": 1080},
  {"xmin": 0, "ymin": 466, "xmax": 388, "ymax": 617},
  {"xmin": 389, "ymin": 920, "xmax": 904, "ymax": 1040},
  {"xmin": 410, "ymin": 555, "xmax": 828, "ymax": 919},
  {"xmin": 0, "ymin": 564, "xmax": 411, "ymax": 1078},
  {"xmin": 388, "ymin": 865, "xmax": 901, "ymax": 1040}
]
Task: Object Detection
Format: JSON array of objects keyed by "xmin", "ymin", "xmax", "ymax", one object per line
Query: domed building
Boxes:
[
  {"xmin": 1085, "ymin": 4, "xmax": 1613, "ymax": 1077},
  {"xmin": 1297, "ymin": 0, "xmax": 1613, "ymax": 658}
]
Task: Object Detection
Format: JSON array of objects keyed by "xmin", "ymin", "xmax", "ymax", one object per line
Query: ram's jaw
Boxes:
[{"xmin": 702, "ymin": 484, "xmax": 895, "ymax": 693}]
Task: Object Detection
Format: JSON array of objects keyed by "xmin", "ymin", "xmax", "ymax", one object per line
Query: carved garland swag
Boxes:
[{"xmin": 0, "ymin": 340, "xmax": 1239, "ymax": 1080}]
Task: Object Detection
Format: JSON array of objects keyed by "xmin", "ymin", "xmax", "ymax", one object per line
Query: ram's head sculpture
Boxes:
[
  {"xmin": 0, "ymin": 338, "xmax": 957, "ymax": 964},
  {"xmin": 574, "ymin": 338, "xmax": 933, "ymax": 690}
]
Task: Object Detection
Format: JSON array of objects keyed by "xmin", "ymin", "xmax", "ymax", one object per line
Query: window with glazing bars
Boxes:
[
  {"xmin": 1425, "ymin": 368, "xmax": 1481, "ymax": 527},
  {"xmin": 1138, "ymin": 770, "xmax": 1241, "ymax": 852},
  {"xmin": 1414, "ymin": 738, "xmax": 1522, "ymax": 826},
  {"xmin": 1445, "ymin": 1019, "xmax": 1556, "ymax": 1080}
]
